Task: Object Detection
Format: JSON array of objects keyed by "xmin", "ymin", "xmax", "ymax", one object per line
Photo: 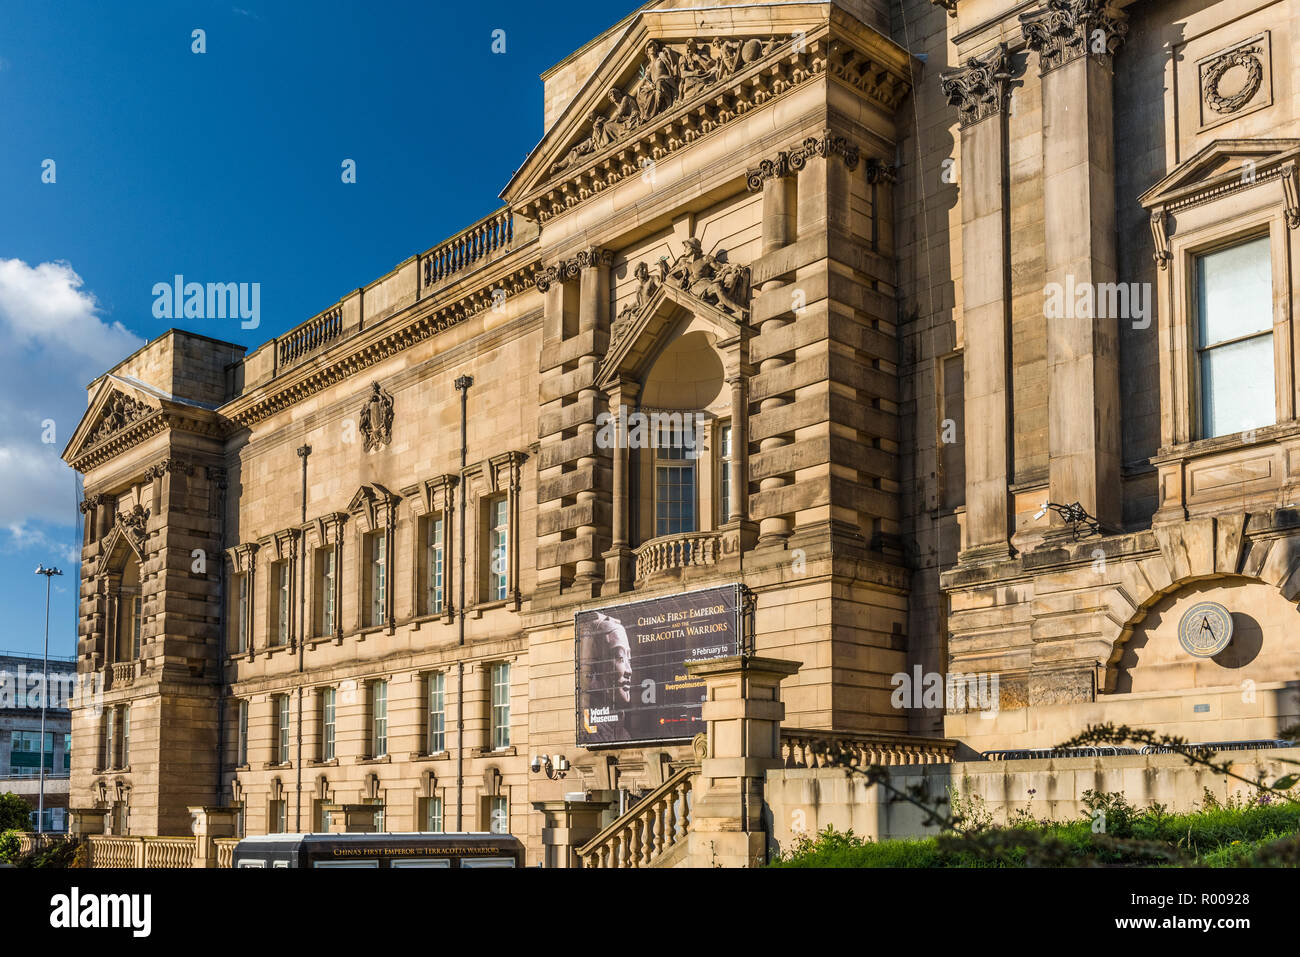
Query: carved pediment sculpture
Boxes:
[
  {"xmin": 610, "ymin": 239, "xmax": 752, "ymax": 355},
  {"xmin": 118, "ymin": 504, "xmax": 149, "ymax": 552},
  {"xmin": 358, "ymin": 381, "xmax": 394, "ymax": 453},
  {"xmin": 91, "ymin": 393, "xmax": 152, "ymax": 444},
  {"xmin": 549, "ymin": 34, "xmax": 788, "ymax": 176}
]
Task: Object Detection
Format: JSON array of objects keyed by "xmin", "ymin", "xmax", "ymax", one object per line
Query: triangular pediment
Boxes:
[
  {"xmin": 346, "ymin": 483, "xmax": 400, "ymax": 531},
  {"xmin": 1139, "ymin": 138, "xmax": 1300, "ymax": 210},
  {"xmin": 597, "ymin": 273, "xmax": 746, "ymax": 390},
  {"xmin": 62, "ymin": 377, "xmax": 166, "ymax": 468},
  {"xmin": 501, "ymin": 3, "xmax": 914, "ymax": 218}
]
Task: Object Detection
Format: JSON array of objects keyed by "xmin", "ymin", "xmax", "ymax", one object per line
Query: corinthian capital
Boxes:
[
  {"xmin": 939, "ymin": 44, "xmax": 1012, "ymax": 128},
  {"xmin": 1019, "ymin": 0, "xmax": 1127, "ymax": 74}
]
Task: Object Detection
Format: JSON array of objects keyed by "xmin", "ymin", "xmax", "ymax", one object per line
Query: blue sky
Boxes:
[{"xmin": 0, "ymin": 0, "xmax": 640, "ymax": 656}]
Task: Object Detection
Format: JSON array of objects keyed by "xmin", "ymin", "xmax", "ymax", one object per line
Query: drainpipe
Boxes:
[
  {"xmin": 214, "ymin": 468, "xmax": 229, "ymax": 802},
  {"xmin": 453, "ymin": 375, "xmax": 472, "ymax": 831},
  {"xmin": 296, "ymin": 443, "xmax": 311, "ymax": 831}
]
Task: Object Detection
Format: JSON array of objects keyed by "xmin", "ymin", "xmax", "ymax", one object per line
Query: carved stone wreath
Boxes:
[{"xmin": 1202, "ymin": 46, "xmax": 1264, "ymax": 115}]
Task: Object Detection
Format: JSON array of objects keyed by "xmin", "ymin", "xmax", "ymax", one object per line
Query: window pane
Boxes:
[
  {"xmin": 428, "ymin": 672, "xmax": 445, "ymax": 753},
  {"xmin": 237, "ymin": 576, "xmax": 248, "ymax": 651},
  {"xmin": 1201, "ymin": 335, "xmax": 1275, "ymax": 438},
  {"xmin": 490, "ymin": 500, "xmax": 508, "ymax": 601},
  {"xmin": 1197, "ymin": 236, "xmax": 1272, "ymax": 346},
  {"xmin": 428, "ymin": 516, "xmax": 444, "ymax": 614},
  {"xmin": 373, "ymin": 681, "xmax": 387, "ymax": 756},
  {"xmin": 491, "ymin": 663, "xmax": 510, "ymax": 749},
  {"xmin": 321, "ymin": 550, "xmax": 335, "ymax": 635},
  {"xmin": 655, "ymin": 464, "xmax": 697, "ymax": 536},
  {"xmin": 489, "ymin": 796, "xmax": 508, "ymax": 834}
]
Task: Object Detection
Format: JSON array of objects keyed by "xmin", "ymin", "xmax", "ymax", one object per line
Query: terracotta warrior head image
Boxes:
[{"xmin": 580, "ymin": 612, "xmax": 633, "ymax": 709}]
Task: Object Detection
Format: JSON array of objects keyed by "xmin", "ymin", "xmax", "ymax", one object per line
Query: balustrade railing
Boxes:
[
  {"xmin": 85, "ymin": 835, "xmax": 197, "ymax": 868},
  {"xmin": 781, "ymin": 729, "xmax": 957, "ymax": 769},
  {"xmin": 577, "ymin": 764, "xmax": 697, "ymax": 868},
  {"xmin": 634, "ymin": 531, "xmax": 722, "ymax": 581},
  {"xmin": 215, "ymin": 838, "xmax": 238, "ymax": 869},
  {"xmin": 421, "ymin": 207, "xmax": 514, "ymax": 289},
  {"xmin": 277, "ymin": 305, "xmax": 343, "ymax": 369},
  {"xmin": 110, "ymin": 661, "xmax": 135, "ymax": 688}
]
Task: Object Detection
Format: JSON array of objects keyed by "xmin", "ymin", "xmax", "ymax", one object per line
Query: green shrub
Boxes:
[
  {"xmin": 0, "ymin": 829, "xmax": 21, "ymax": 864},
  {"xmin": 0, "ymin": 794, "xmax": 32, "ymax": 833}
]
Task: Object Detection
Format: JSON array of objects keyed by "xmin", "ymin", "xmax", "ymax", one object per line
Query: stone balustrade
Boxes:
[
  {"xmin": 214, "ymin": 838, "xmax": 238, "ymax": 869},
  {"xmin": 576, "ymin": 764, "xmax": 697, "ymax": 868},
  {"xmin": 85, "ymin": 835, "xmax": 197, "ymax": 868},
  {"xmin": 277, "ymin": 306, "xmax": 343, "ymax": 369},
  {"xmin": 421, "ymin": 207, "xmax": 514, "ymax": 289},
  {"xmin": 110, "ymin": 660, "xmax": 135, "ymax": 688},
  {"xmin": 781, "ymin": 728, "xmax": 957, "ymax": 768},
  {"xmin": 633, "ymin": 530, "xmax": 722, "ymax": 581}
]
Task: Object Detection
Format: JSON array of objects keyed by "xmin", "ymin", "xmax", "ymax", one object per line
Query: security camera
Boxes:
[
  {"xmin": 1033, "ymin": 502, "xmax": 1048, "ymax": 521},
  {"xmin": 530, "ymin": 755, "xmax": 541, "ymax": 774}
]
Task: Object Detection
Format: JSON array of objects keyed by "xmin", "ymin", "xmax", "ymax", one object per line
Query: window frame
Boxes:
[
  {"xmin": 427, "ymin": 671, "xmax": 446, "ymax": 755},
  {"xmin": 275, "ymin": 694, "xmax": 290, "ymax": 765},
  {"xmin": 320, "ymin": 686, "xmax": 336, "ymax": 762},
  {"xmin": 237, "ymin": 699, "xmax": 249, "ymax": 767},
  {"xmin": 371, "ymin": 679, "xmax": 388, "ymax": 758},
  {"xmin": 490, "ymin": 662, "xmax": 510, "ymax": 751}
]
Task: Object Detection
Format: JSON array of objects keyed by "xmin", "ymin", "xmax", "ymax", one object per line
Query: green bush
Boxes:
[
  {"xmin": 0, "ymin": 829, "xmax": 21, "ymax": 864},
  {"xmin": 770, "ymin": 800, "xmax": 1300, "ymax": 868},
  {"xmin": 0, "ymin": 794, "xmax": 32, "ymax": 833}
]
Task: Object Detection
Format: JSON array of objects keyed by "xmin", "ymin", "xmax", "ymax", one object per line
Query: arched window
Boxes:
[{"xmin": 115, "ymin": 558, "xmax": 143, "ymax": 662}]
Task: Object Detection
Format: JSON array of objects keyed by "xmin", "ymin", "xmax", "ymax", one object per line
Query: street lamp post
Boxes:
[{"xmin": 34, "ymin": 564, "xmax": 63, "ymax": 835}]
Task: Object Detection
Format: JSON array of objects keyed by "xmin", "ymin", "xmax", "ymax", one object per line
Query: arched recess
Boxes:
[
  {"xmin": 1104, "ymin": 573, "xmax": 1300, "ymax": 694},
  {"xmin": 97, "ymin": 523, "xmax": 146, "ymax": 667}
]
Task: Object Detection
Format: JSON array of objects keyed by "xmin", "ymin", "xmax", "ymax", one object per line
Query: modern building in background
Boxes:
[
  {"xmin": 0, "ymin": 652, "xmax": 75, "ymax": 832},
  {"xmin": 59, "ymin": 0, "xmax": 1300, "ymax": 863}
]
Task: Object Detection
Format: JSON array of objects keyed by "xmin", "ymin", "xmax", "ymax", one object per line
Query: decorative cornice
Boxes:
[
  {"xmin": 533, "ymin": 248, "xmax": 613, "ymax": 292},
  {"xmin": 939, "ymin": 44, "xmax": 1012, "ymax": 128},
  {"xmin": 1019, "ymin": 0, "xmax": 1127, "ymax": 74},
  {"xmin": 228, "ymin": 259, "xmax": 541, "ymax": 430},
  {"xmin": 745, "ymin": 131, "xmax": 861, "ymax": 191},
  {"xmin": 79, "ymin": 493, "xmax": 105, "ymax": 514}
]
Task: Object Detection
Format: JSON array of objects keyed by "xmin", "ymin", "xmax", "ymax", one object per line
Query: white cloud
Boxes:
[{"xmin": 0, "ymin": 259, "xmax": 143, "ymax": 537}]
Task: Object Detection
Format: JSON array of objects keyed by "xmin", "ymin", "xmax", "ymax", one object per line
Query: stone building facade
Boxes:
[{"xmin": 61, "ymin": 0, "xmax": 1300, "ymax": 862}]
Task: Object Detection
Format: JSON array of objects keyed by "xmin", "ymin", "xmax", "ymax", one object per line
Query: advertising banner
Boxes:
[{"xmin": 574, "ymin": 584, "xmax": 742, "ymax": 746}]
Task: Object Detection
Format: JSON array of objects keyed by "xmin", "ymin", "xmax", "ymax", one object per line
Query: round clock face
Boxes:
[{"xmin": 1178, "ymin": 601, "xmax": 1234, "ymax": 657}]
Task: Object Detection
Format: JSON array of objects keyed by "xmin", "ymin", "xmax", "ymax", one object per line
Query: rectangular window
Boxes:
[
  {"xmin": 320, "ymin": 687, "xmax": 336, "ymax": 761},
  {"xmin": 274, "ymin": 562, "xmax": 290, "ymax": 646},
  {"xmin": 425, "ymin": 795, "xmax": 443, "ymax": 833},
  {"xmin": 103, "ymin": 708, "xmax": 116, "ymax": 770},
  {"xmin": 488, "ymin": 795, "xmax": 508, "ymax": 835},
  {"xmin": 490, "ymin": 662, "xmax": 510, "ymax": 750},
  {"xmin": 654, "ymin": 422, "xmax": 697, "ymax": 537},
  {"xmin": 270, "ymin": 799, "xmax": 286, "ymax": 834},
  {"xmin": 488, "ymin": 498, "xmax": 508, "ymax": 602},
  {"xmin": 372, "ymin": 680, "xmax": 388, "ymax": 758},
  {"xmin": 63, "ymin": 732, "xmax": 71, "ymax": 772},
  {"xmin": 318, "ymin": 803, "xmax": 333, "ymax": 833},
  {"xmin": 276, "ymin": 695, "xmax": 290, "ymax": 764},
  {"xmin": 9, "ymin": 731, "xmax": 54, "ymax": 777},
  {"xmin": 130, "ymin": 595, "xmax": 142, "ymax": 659},
  {"xmin": 719, "ymin": 422, "xmax": 732, "ymax": 522},
  {"xmin": 426, "ymin": 515, "xmax": 445, "ymax": 614},
  {"xmin": 236, "ymin": 574, "xmax": 249, "ymax": 652},
  {"xmin": 373, "ymin": 807, "xmax": 386, "ymax": 833},
  {"xmin": 427, "ymin": 672, "xmax": 445, "ymax": 754},
  {"xmin": 319, "ymin": 549, "xmax": 336, "ymax": 637},
  {"xmin": 1196, "ymin": 235, "xmax": 1275, "ymax": 438},
  {"xmin": 120, "ymin": 705, "xmax": 130, "ymax": 768},
  {"xmin": 237, "ymin": 699, "xmax": 249, "ymax": 767},
  {"xmin": 370, "ymin": 531, "xmax": 387, "ymax": 626}
]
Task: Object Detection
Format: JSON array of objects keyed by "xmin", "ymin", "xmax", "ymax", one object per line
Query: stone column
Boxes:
[
  {"xmin": 531, "ymin": 797, "xmax": 612, "ymax": 868},
  {"xmin": 755, "ymin": 174, "xmax": 798, "ymax": 548},
  {"xmin": 602, "ymin": 378, "xmax": 639, "ymax": 595},
  {"xmin": 726, "ymin": 373, "xmax": 749, "ymax": 523},
  {"xmin": 1021, "ymin": 0, "xmax": 1127, "ymax": 532},
  {"xmin": 940, "ymin": 44, "xmax": 1015, "ymax": 561},
  {"xmin": 189, "ymin": 805, "xmax": 241, "ymax": 868},
  {"xmin": 685, "ymin": 655, "xmax": 801, "ymax": 868},
  {"xmin": 575, "ymin": 253, "xmax": 611, "ymax": 593}
]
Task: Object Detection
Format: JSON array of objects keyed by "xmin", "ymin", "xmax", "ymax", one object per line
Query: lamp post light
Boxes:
[{"xmin": 34, "ymin": 564, "xmax": 63, "ymax": 835}]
